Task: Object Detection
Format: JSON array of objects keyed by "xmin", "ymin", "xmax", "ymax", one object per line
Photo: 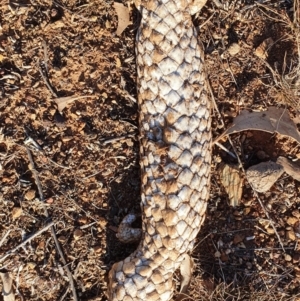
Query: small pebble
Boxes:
[
  {"xmin": 12, "ymin": 207, "xmax": 22, "ymax": 219},
  {"xmin": 286, "ymin": 230, "xmax": 296, "ymax": 241},
  {"xmin": 285, "ymin": 254, "xmax": 292, "ymax": 262},
  {"xmin": 74, "ymin": 229, "xmax": 83, "ymax": 240},
  {"xmin": 286, "ymin": 216, "xmax": 299, "ymax": 226},
  {"xmin": 256, "ymin": 150, "xmax": 267, "ymax": 160},
  {"xmin": 25, "ymin": 189, "xmax": 36, "ymax": 201},
  {"xmin": 266, "ymin": 227, "xmax": 275, "ymax": 234},
  {"xmin": 228, "ymin": 43, "xmax": 240, "ymax": 56}
]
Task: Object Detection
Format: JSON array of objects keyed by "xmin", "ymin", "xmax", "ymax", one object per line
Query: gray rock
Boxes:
[{"xmin": 246, "ymin": 161, "xmax": 284, "ymax": 193}]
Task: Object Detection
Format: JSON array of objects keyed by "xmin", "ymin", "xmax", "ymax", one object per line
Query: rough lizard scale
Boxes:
[{"xmin": 108, "ymin": 0, "xmax": 211, "ymax": 300}]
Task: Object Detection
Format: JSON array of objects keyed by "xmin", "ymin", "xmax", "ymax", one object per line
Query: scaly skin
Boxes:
[{"xmin": 108, "ymin": 1, "xmax": 210, "ymax": 300}]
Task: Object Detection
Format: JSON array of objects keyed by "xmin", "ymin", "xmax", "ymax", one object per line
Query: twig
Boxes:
[
  {"xmin": 25, "ymin": 146, "xmax": 44, "ymax": 202},
  {"xmin": 101, "ymin": 133, "xmax": 135, "ymax": 145},
  {"xmin": 214, "ymin": 141, "xmax": 237, "ymax": 159},
  {"xmin": 42, "ymin": 40, "xmax": 49, "ymax": 74},
  {"xmin": 38, "ymin": 62, "xmax": 57, "ymax": 98},
  {"xmin": 0, "ymin": 230, "xmax": 12, "ymax": 248},
  {"xmin": 59, "ymin": 287, "xmax": 70, "ymax": 301},
  {"xmin": 16, "ymin": 265, "xmax": 24, "ymax": 301},
  {"xmin": 25, "ymin": 146, "xmax": 78, "ymax": 301},
  {"xmin": 0, "ymin": 222, "xmax": 54, "ymax": 263}
]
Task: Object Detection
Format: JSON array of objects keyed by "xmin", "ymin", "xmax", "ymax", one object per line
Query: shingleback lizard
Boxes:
[{"xmin": 108, "ymin": 0, "xmax": 211, "ymax": 300}]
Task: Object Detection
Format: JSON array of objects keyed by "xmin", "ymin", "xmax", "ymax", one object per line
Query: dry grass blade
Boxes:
[
  {"xmin": 257, "ymin": 2, "xmax": 300, "ymax": 111},
  {"xmin": 25, "ymin": 146, "xmax": 78, "ymax": 301},
  {"xmin": 0, "ymin": 222, "xmax": 54, "ymax": 263}
]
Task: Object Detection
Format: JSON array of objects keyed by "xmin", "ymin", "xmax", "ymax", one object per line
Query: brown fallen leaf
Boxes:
[
  {"xmin": 220, "ymin": 107, "xmax": 300, "ymax": 144},
  {"xmin": 0, "ymin": 271, "xmax": 15, "ymax": 301},
  {"xmin": 174, "ymin": 254, "xmax": 193, "ymax": 301},
  {"xmin": 255, "ymin": 38, "xmax": 274, "ymax": 59},
  {"xmin": 114, "ymin": 2, "xmax": 130, "ymax": 35},
  {"xmin": 220, "ymin": 164, "xmax": 243, "ymax": 207},
  {"xmin": 54, "ymin": 95, "xmax": 97, "ymax": 112}
]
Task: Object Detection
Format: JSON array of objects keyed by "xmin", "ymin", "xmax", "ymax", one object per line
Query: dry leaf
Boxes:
[
  {"xmin": 114, "ymin": 2, "xmax": 130, "ymax": 35},
  {"xmin": 277, "ymin": 156, "xmax": 300, "ymax": 182},
  {"xmin": 220, "ymin": 164, "xmax": 243, "ymax": 207},
  {"xmin": 222, "ymin": 107, "xmax": 300, "ymax": 144},
  {"xmin": 175, "ymin": 254, "xmax": 193, "ymax": 301},
  {"xmin": 54, "ymin": 95, "xmax": 96, "ymax": 112},
  {"xmin": 255, "ymin": 38, "xmax": 274, "ymax": 59},
  {"xmin": 0, "ymin": 271, "xmax": 15, "ymax": 301}
]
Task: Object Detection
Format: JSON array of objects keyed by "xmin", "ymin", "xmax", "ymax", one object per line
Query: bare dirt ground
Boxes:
[{"xmin": 0, "ymin": 0, "xmax": 300, "ymax": 300}]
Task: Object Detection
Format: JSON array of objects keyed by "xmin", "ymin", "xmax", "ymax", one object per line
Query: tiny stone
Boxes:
[
  {"xmin": 285, "ymin": 254, "xmax": 292, "ymax": 262},
  {"xmin": 266, "ymin": 203, "xmax": 272, "ymax": 210},
  {"xmin": 233, "ymin": 234, "xmax": 244, "ymax": 244},
  {"xmin": 292, "ymin": 210, "xmax": 300, "ymax": 218},
  {"xmin": 294, "ymin": 221, "xmax": 300, "ymax": 237},
  {"xmin": 220, "ymin": 252, "xmax": 229, "ymax": 262},
  {"xmin": 25, "ymin": 189, "xmax": 36, "ymax": 200},
  {"xmin": 244, "ymin": 207, "xmax": 251, "ymax": 215},
  {"xmin": 287, "ymin": 217, "xmax": 298, "ymax": 225},
  {"xmin": 26, "ymin": 262, "xmax": 36, "ymax": 269},
  {"xmin": 74, "ymin": 229, "xmax": 83, "ymax": 240},
  {"xmin": 58, "ymin": 235, "xmax": 67, "ymax": 242},
  {"xmin": 293, "ymin": 253, "xmax": 300, "ymax": 263},
  {"xmin": 227, "ymin": 43, "xmax": 240, "ymax": 56},
  {"xmin": 238, "ymin": 242, "xmax": 246, "ymax": 249},
  {"xmin": 266, "ymin": 227, "xmax": 275, "ymax": 234},
  {"xmin": 78, "ymin": 216, "xmax": 88, "ymax": 224},
  {"xmin": 12, "ymin": 207, "xmax": 22, "ymax": 219},
  {"xmin": 286, "ymin": 230, "xmax": 296, "ymax": 241},
  {"xmin": 93, "ymin": 246, "xmax": 102, "ymax": 253},
  {"xmin": 233, "ymin": 210, "xmax": 241, "ymax": 216},
  {"xmin": 256, "ymin": 150, "xmax": 267, "ymax": 160},
  {"xmin": 214, "ymin": 251, "xmax": 221, "ymax": 258}
]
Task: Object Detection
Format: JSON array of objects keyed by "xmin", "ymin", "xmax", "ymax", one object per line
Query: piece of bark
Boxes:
[
  {"xmin": 220, "ymin": 164, "xmax": 243, "ymax": 207},
  {"xmin": 0, "ymin": 271, "xmax": 15, "ymax": 301},
  {"xmin": 277, "ymin": 156, "xmax": 300, "ymax": 181}
]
